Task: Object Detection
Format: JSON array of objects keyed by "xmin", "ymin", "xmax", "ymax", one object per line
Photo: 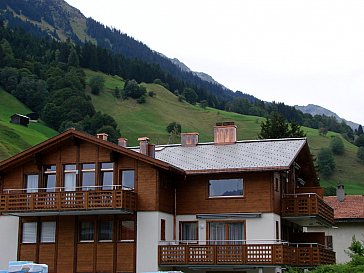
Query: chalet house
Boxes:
[
  {"xmin": 10, "ymin": 113, "xmax": 30, "ymax": 126},
  {"xmin": 309, "ymin": 185, "xmax": 364, "ymax": 263},
  {"xmin": 0, "ymin": 123, "xmax": 335, "ymax": 273}
]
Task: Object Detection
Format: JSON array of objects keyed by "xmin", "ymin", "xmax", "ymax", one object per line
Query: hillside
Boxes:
[
  {"xmin": 0, "ymin": 88, "xmax": 57, "ymax": 160},
  {"xmin": 84, "ymin": 70, "xmax": 364, "ymax": 195}
]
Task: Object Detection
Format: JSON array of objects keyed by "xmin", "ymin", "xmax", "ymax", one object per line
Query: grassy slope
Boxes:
[
  {"xmin": 85, "ymin": 70, "xmax": 364, "ymax": 194},
  {"xmin": 0, "ymin": 88, "xmax": 58, "ymax": 161}
]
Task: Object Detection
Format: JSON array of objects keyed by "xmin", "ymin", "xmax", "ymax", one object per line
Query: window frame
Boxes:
[
  {"xmin": 22, "ymin": 222, "xmax": 38, "ymax": 244},
  {"xmin": 40, "ymin": 221, "xmax": 56, "ymax": 243},
  {"xmin": 100, "ymin": 162, "xmax": 114, "ymax": 190},
  {"xmin": 98, "ymin": 220, "xmax": 113, "ymax": 242},
  {"xmin": 119, "ymin": 219, "xmax": 135, "ymax": 242},
  {"xmin": 206, "ymin": 220, "xmax": 246, "ymax": 245},
  {"xmin": 208, "ymin": 178, "xmax": 244, "ymax": 198},
  {"xmin": 81, "ymin": 163, "xmax": 96, "ymax": 191},
  {"xmin": 43, "ymin": 165, "xmax": 57, "ymax": 192},
  {"xmin": 120, "ymin": 169, "xmax": 135, "ymax": 190},
  {"xmin": 179, "ymin": 221, "xmax": 198, "ymax": 243},
  {"xmin": 79, "ymin": 221, "xmax": 95, "ymax": 242},
  {"xmin": 25, "ymin": 174, "xmax": 39, "ymax": 193}
]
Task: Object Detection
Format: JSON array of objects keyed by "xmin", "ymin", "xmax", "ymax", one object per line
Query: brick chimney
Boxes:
[
  {"xmin": 96, "ymin": 133, "xmax": 108, "ymax": 141},
  {"xmin": 214, "ymin": 122, "xmax": 237, "ymax": 144},
  {"xmin": 181, "ymin": 132, "xmax": 199, "ymax": 147},
  {"xmin": 138, "ymin": 137, "xmax": 155, "ymax": 158},
  {"xmin": 336, "ymin": 184, "xmax": 345, "ymax": 202},
  {"xmin": 118, "ymin": 137, "xmax": 128, "ymax": 148}
]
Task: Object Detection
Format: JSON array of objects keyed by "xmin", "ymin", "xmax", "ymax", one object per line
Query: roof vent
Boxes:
[
  {"xmin": 97, "ymin": 133, "xmax": 108, "ymax": 141},
  {"xmin": 214, "ymin": 122, "xmax": 237, "ymax": 144},
  {"xmin": 336, "ymin": 184, "xmax": 345, "ymax": 202},
  {"xmin": 118, "ymin": 137, "xmax": 128, "ymax": 148},
  {"xmin": 181, "ymin": 133, "xmax": 199, "ymax": 147}
]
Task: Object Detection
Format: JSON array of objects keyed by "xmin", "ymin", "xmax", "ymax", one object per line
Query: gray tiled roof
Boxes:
[{"xmin": 154, "ymin": 138, "xmax": 306, "ymax": 173}]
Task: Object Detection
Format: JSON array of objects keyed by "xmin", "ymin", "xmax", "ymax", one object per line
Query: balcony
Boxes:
[
  {"xmin": 0, "ymin": 186, "xmax": 136, "ymax": 216},
  {"xmin": 281, "ymin": 193, "xmax": 334, "ymax": 227},
  {"xmin": 159, "ymin": 241, "xmax": 335, "ymax": 267}
]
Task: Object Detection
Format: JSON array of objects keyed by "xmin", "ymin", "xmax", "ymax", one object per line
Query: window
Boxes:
[
  {"xmin": 80, "ymin": 221, "xmax": 94, "ymax": 242},
  {"xmin": 41, "ymin": 222, "xmax": 56, "ymax": 243},
  {"xmin": 82, "ymin": 163, "xmax": 96, "ymax": 191},
  {"xmin": 64, "ymin": 164, "xmax": 77, "ymax": 192},
  {"xmin": 120, "ymin": 220, "xmax": 135, "ymax": 241},
  {"xmin": 26, "ymin": 174, "xmax": 39, "ymax": 193},
  {"xmin": 98, "ymin": 221, "xmax": 113, "ymax": 241},
  {"xmin": 208, "ymin": 222, "xmax": 244, "ymax": 245},
  {"xmin": 121, "ymin": 170, "xmax": 135, "ymax": 190},
  {"xmin": 180, "ymin": 222, "xmax": 198, "ymax": 242},
  {"xmin": 44, "ymin": 165, "xmax": 56, "ymax": 192},
  {"xmin": 160, "ymin": 219, "xmax": 166, "ymax": 241},
  {"xmin": 208, "ymin": 178, "xmax": 243, "ymax": 197},
  {"xmin": 101, "ymin": 163, "xmax": 114, "ymax": 190},
  {"xmin": 22, "ymin": 222, "xmax": 37, "ymax": 243}
]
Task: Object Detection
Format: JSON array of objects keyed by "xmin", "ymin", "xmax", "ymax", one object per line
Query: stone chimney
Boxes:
[
  {"xmin": 118, "ymin": 137, "xmax": 128, "ymax": 148},
  {"xmin": 336, "ymin": 184, "xmax": 345, "ymax": 202},
  {"xmin": 214, "ymin": 122, "xmax": 237, "ymax": 144},
  {"xmin": 138, "ymin": 137, "xmax": 155, "ymax": 158},
  {"xmin": 96, "ymin": 133, "xmax": 108, "ymax": 141},
  {"xmin": 181, "ymin": 132, "xmax": 199, "ymax": 147}
]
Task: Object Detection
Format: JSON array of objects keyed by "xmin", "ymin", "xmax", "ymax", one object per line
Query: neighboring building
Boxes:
[
  {"xmin": 310, "ymin": 186, "xmax": 364, "ymax": 264},
  {"xmin": 0, "ymin": 215, "xmax": 18, "ymax": 269},
  {"xmin": 0, "ymin": 124, "xmax": 335, "ymax": 273},
  {"xmin": 10, "ymin": 114, "xmax": 30, "ymax": 126}
]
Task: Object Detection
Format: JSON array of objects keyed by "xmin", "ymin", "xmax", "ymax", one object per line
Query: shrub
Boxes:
[{"xmin": 330, "ymin": 136, "xmax": 345, "ymax": 155}]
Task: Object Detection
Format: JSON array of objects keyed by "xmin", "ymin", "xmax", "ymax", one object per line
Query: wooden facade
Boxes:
[{"xmin": 0, "ymin": 129, "xmax": 336, "ymax": 272}]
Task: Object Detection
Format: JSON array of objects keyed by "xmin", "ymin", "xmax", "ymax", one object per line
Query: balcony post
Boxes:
[
  {"xmin": 85, "ymin": 191, "xmax": 89, "ymax": 209},
  {"xmin": 112, "ymin": 190, "xmax": 116, "ymax": 209}
]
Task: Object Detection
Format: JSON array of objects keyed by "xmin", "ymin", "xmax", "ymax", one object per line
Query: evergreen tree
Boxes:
[
  {"xmin": 89, "ymin": 75, "xmax": 105, "ymax": 95},
  {"xmin": 357, "ymin": 147, "xmax": 364, "ymax": 163},
  {"xmin": 358, "ymin": 125, "xmax": 364, "ymax": 136},
  {"xmin": 317, "ymin": 148, "xmax": 335, "ymax": 177},
  {"xmin": 67, "ymin": 48, "xmax": 79, "ymax": 67}
]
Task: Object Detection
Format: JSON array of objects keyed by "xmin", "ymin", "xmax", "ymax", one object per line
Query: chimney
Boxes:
[
  {"xmin": 336, "ymin": 184, "xmax": 345, "ymax": 202},
  {"xmin": 181, "ymin": 132, "xmax": 199, "ymax": 147},
  {"xmin": 138, "ymin": 137, "xmax": 155, "ymax": 158},
  {"xmin": 214, "ymin": 122, "xmax": 237, "ymax": 144},
  {"xmin": 118, "ymin": 137, "xmax": 128, "ymax": 148},
  {"xmin": 97, "ymin": 133, "xmax": 108, "ymax": 141}
]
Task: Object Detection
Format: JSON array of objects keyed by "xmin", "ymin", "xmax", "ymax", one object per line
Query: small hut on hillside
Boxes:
[{"xmin": 10, "ymin": 113, "xmax": 30, "ymax": 126}]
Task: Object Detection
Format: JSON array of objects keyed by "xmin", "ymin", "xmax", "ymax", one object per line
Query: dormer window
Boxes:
[{"xmin": 208, "ymin": 178, "xmax": 244, "ymax": 197}]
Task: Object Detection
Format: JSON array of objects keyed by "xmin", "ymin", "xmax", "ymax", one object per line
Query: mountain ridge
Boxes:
[{"xmin": 295, "ymin": 104, "xmax": 360, "ymax": 130}]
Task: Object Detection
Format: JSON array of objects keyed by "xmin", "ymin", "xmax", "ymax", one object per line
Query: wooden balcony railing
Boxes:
[
  {"xmin": 159, "ymin": 242, "xmax": 335, "ymax": 267},
  {"xmin": 281, "ymin": 193, "xmax": 334, "ymax": 226},
  {"xmin": 0, "ymin": 189, "xmax": 136, "ymax": 214}
]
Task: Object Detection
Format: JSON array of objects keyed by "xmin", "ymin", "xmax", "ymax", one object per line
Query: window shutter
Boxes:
[
  {"xmin": 22, "ymin": 222, "xmax": 37, "ymax": 243},
  {"xmin": 41, "ymin": 222, "xmax": 56, "ymax": 243}
]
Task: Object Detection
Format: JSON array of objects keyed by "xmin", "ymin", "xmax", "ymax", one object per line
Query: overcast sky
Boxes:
[{"xmin": 66, "ymin": 0, "xmax": 364, "ymax": 126}]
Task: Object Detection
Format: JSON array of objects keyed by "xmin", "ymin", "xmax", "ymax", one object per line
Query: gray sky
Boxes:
[{"xmin": 66, "ymin": 0, "xmax": 364, "ymax": 126}]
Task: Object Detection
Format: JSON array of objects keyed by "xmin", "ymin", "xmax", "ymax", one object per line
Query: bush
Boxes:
[
  {"xmin": 330, "ymin": 136, "xmax": 345, "ymax": 155},
  {"xmin": 148, "ymin": 91, "xmax": 156, "ymax": 97},
  {"xmin": 123, "ymin": 79, "xmax": 146, "ymax": 99},
  {"xmin": 136, "ymin": 95, "xmax": 146, "ymax": 104},
  {"xmin": 166, "ymin": 122, "xmax": 181, "ymax": 135}
]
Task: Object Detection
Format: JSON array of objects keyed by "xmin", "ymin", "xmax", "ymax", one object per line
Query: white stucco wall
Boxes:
[
  {"xmin": 309, "ymin": 222, "xmax": 364, "ymax": 264},
  {"xmin": 0, "ymin": 216, "xmax": 19, "ymax": 270},
  {"xmin": 136, "ymin": 211, "xmax": 173, "ymax": 273}
]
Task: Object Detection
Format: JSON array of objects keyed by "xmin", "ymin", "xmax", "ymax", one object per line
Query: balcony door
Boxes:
[
  {"xmin": 64, "ymin": 165, "xmax": 77, "ymax": 192},
  {"xmin": 26, "ymin": 174, "xmax": 39, "ymax": 193},
  {"xmin": 208, "ymin": 222, "xmax": 245, "ymax": 245}
]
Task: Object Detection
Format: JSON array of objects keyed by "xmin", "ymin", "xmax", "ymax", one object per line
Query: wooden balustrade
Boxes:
[
  {"xmin": 0, "ymin": 189, "xmax": 136, "ymax": 213},
  {"xmin": 159, "ymin": 243, "xmax": 335, "ymax": 266},
  {"xmin": 281, "ymin": 193, "xmax": 334, "ymax": 226}
]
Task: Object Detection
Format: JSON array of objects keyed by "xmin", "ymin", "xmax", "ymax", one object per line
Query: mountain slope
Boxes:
[
  {"xmin": 295, "ymin": 104, "xmax": 360, "ymax": 130},
  {"xmin": 84, "ymin": 70, "xmax": 364, "ymax": 195},
  {"xmin": 0, "ymin": 88, "xmax": 57, "ymax": 160}
]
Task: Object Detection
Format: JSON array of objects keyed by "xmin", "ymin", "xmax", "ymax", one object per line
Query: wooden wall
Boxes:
[
  {"xmin": 19, "ymin": 215, "xmax": 136, "ymax": 273},
  {"xmin": 176, "ymin": 172, "xmax": 274, "ymax": 215}
]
